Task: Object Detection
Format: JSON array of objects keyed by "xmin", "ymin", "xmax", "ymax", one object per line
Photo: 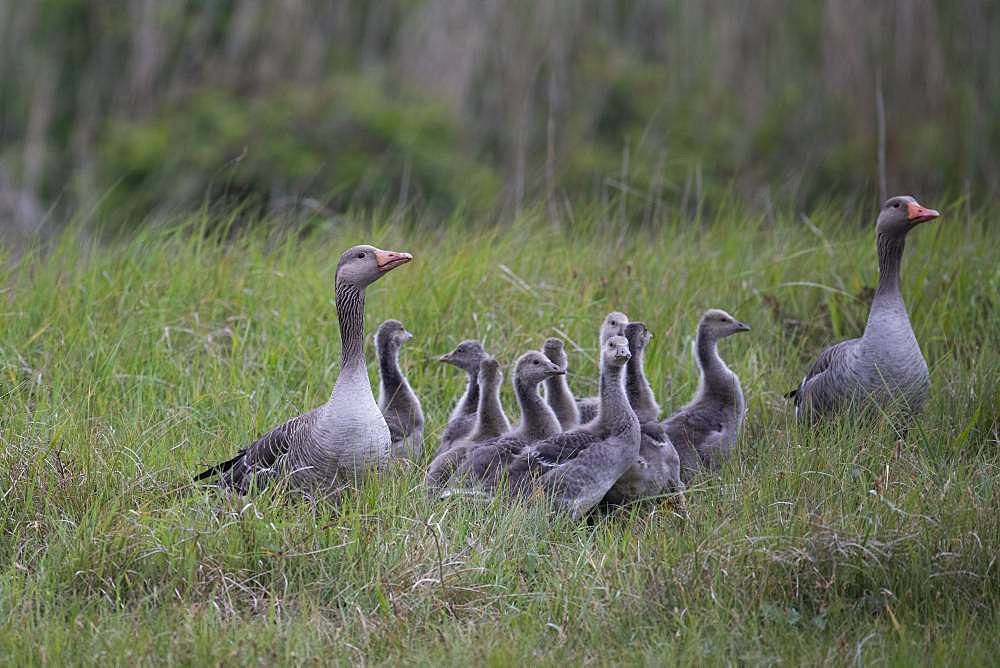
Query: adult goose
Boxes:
[
  {"xmin": 576, "ymin": 311, "xmax": 629, "ymax": 423},
  {"xmin": 375, "ymin": 319, "xmax": 424, "ymax": 460},
  {"xmin": 788, "ymin": 196, "xmax": 940, "ymax": 424},
  {"xmin": 436, "ymin": 340, "xmax": 488, "ymax": 456},
  {"xmin": 449, "ymin": 351, "xmax": 565, "ymax": 491},
  {"xmin": 195, "ymin": 245, "xmax": 412, "ymax": 494},
  {"xmin": 605, "ymin": 322, "xmax": 684, "ymax": 506},
  {"xmin": 663, "ymin": 309, "xmax": 749, "ymax": 483},
  {"xmin": 542, "ymin": 338, "xmax": 579, "ymax": 430},
  {"xmin": 508, "ymin": 335, "xmax": 641, "ymax": 519},
  {"xmin": 425, "ymin": 356, "xmax": 509, "ymax": 489}
]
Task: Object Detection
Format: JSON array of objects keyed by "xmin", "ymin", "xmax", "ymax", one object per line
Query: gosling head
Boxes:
[
  {"xmin": 515, "ymin": 351, "xmax": 566, "ymax": 387},
  {"xmin": 478, "ymin": 356, "xmax": 503, "ymax": 388},
  {"xmin": 603, "ymin": 335, "xmax": 632, "ymax": 368},
  {"xmin": 700, "ymin": 309, "xmax": 751, "ymax": 339},
  {"xmin": 876, "ymin": 195, "xmax": 940, "ymax": 237},
  {"xmin": 439, "ymin": 340, "xmax": 487, "ymax": 373},
  {"xmin": 336, "ymin": 244, "xmax": 412, "ymax": 288},
  {"xmin": 375, "ymin": 319, "xmax": 412, "ymax": 355},
  {"xmin": 599, "ymin": 311, "xmax": 630, "ymax": 345},
  {"xmin": 542, "ymin": 337, "xmax": 568, "ymax": 370},
  {"xmin": 623, "ymin": 322, "xmax": 653, "ymax": 355}
]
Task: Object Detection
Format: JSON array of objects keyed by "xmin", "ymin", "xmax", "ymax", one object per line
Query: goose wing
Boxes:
[
  {"xmin": 450, "ymin": 435, "xmax": 527, "ymax": 491},
  {"xmin": 538, "ymin": 433, "xmax": 639, "ymax": 519},
  {"xmin": 788, "ymin": 338, "xmax": 859, "ymax": 415},
  {"xmin": 194, "ymin": 409, "xmax": 317, "ymax": 493},
  {"xmin": 505, "ymin": 430, "xmax": 600, "ymax": 493},
  {"xmin": 436, "ymin": 414, "xmax": 475, "ymax": 458}
]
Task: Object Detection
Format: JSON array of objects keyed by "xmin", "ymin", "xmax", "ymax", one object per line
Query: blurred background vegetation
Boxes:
[{"xmin": 1, "ymin": 0, "xmax": 997, "ymax": 237}]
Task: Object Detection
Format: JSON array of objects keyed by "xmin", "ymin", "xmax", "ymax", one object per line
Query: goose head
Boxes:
[
  {"xmin": 604, "ymin": 335, "xmax": 632, "ymax": 367},
  {"xmin": 439, "ymin": 340, "xmax": 487, "ymax": 373},
  {"xmin": 375, "ymin": 319, "xmax": 413, "ymax": 355},
  {"xmin": 336, "ymin": 245, "xmax": 412, "ymax": 288},
  {"xmin": 700, "ymin": 309, "xmax": 751, "ymax": 338},
  {"xmin": 542, "ymin": 337, "xmax": 568, "ymax": 370},
  {"xmin": 876, "ymin": 195, "xmax": 940, "ymax": 237},
  {"xmin": 516, "ymin": 351, "xmax": 566, "ymax": 386},
  {"xmin": 478, "ymin": 356, "xmax": 503, "ymax": 388},
  {"xmin": 599, "ymin": 311, "xmax": 629, "ymax": 345},
  {"xmin": 623, "ymin": 322, "xmax": 652, "ymax": 354}
]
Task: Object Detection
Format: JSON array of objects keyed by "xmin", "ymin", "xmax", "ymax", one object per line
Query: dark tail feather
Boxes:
[
  {"xmin": 193, "ymin": 450, "xmax": 245, "ymax": 484},
  {"xmin": 784, "ymin": 388, "xmax": 799, "ymax": 400}
]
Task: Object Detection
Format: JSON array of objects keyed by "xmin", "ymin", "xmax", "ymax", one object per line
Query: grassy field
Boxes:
[{"xmin": 2, "ymin": 203, "xmax": 998, "ymax": 665}]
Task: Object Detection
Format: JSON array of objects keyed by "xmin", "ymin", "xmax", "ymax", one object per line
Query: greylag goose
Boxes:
[
  {"xmin": 436, "ymin": 340, "xmax": 488, "ymax": 456},
  {"xmin": 576, "ymin": 311, "xmax": 629, "ymax": 423},
  {"xmin": 788, "ymin": 196, "xmax": 940, "ymax": 424},
  {"xmin": 663, "ymin": 309, "xmax": 749, "ymax": 483},
  {"xmin": 375, "ymin": 319, "xmax": 424, "ymax": 460},
  {"xmin": 542, "ymin": 338, "xmax": 579, "ymax": 430},
  {"xmin": 508, "ymin": 335, "xmax": 641, "ymax": 519},
  {"xmin": 449, "ymin": 351, "xmax": 565, "ymax": 491},
  {"xmin": 623, "ymin": 322, "xmax": 660, "ymax": 423},
  {"xmin": 195, "ymin": 245, "xmax": 412, "ymax": 494},
  {"xmin": 425, "ymin": 356, "xmax": 509, "ymax": 489},
  {"xmin": 605, "ymin": 322, "xmax": 683, "ymax": 506}
]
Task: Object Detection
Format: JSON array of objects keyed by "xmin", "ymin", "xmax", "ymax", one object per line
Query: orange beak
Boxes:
[
  {"xmin": 374, "ymin": 249, "xmax": 413, "ymax": 272},
  {"xmin": 906, "ymin": 201, "xmax": 940, "ymax": 224}
]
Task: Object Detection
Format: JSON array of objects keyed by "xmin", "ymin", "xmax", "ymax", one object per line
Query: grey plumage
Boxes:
[
  {"xmin": 542, "ymin": 338, "xmax": 580, "ymax": 430},
  {"xmin": 790, "ymin": 196, "xmax": 939, "ymax": 424},
  {"xmin": 605, "ymin": 322, "xmax": 683, "ymax": 506},
  {"xmin": 425, "ymin": 356, "xmax": 509, "ymax": 489},
  {"xmin": 449, "ymin": 351, "xmax": 565, "ymax": 491},
  {"xmin": 436, "ymin": 340, "xmax": 488, "ymax": 457},
  {"xmin": 508, "ymin": 335, "xmax": 640, "ymax": 519},
  {"xmin": 623, "ymin": 322, "xmax": 660, "ymax": 423},
  {"xmin": 376, "ymin": 319, "xmax": 424, "ymax": 460},
  {"xmin": 195, "ymin": 244, "xmax": 412, "ymax": 495},
  {"xmin": 663, "ymin": 309, "xmax": 750, "ymax": 484},
  {"xmin": 576, "ymin": 311, "xmax": 628, "ymax": 424}
]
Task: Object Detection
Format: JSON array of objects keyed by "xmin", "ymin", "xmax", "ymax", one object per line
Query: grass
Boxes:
[{"xmin": 1, "ymin": 203, "xmax": 998, "ymax": 665}]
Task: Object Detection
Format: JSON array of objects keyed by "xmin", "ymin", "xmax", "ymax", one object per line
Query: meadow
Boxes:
[{"xmin": 1, "ymin": 203, "xmax": 998, "ymax": 665}]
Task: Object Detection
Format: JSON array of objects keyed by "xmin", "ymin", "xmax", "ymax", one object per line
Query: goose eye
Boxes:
[
  {"xmin": 533, "ymin": 360, "xmax": 539, "ymax": 365},
  {"xmin": 357, "ymin": 252, "xmax": 366, "ymax": 259},
  {"xmin": 892, "ymin": 202, "xmax": 900, "ymax": 209}
]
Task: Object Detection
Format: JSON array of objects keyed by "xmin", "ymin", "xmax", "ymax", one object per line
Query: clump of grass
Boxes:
[{"xmin": 1, "ymin": 204, "xmax": 998, "ymax": 663}]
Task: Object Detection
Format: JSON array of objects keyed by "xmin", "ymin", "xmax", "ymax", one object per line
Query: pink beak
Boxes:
[
  {"xmin": 906, "ymin": 201, "xmax": 940, "ymax": 224},
  {"xmin": 374, "ymin": 249, "xmax": 413, "ymax": 272}
]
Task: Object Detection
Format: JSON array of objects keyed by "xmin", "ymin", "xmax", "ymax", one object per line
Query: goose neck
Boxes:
[
  {"xmin": 474, "ymin": 382, "xmax": 506, "ymax": 436},
  {"xmin": 516, "ymin": 377, "xmax": 559, "ymax": 438},
  {"xmin": 544, "ymin": 373, "xmax": 576, "ymax": 414},
  {"xmin": 873, "ymin": 231, "xmax": 906, "ymax": 303},
  {"xmin": 336, "ymin": 280, "xmax": 366, "ymax": 373},
  {"xmin": 695, "ymin": 327, "xmax": 721, "ymax": 378},
  {"xmin": 459, "ymin": 370, "xmax": 481, "ymax": 416},
  {"xmin": 378, "ymin": 345, "xmax": 404, "ymax": 396},
  {"xmin": 596, "ymin": 362, "xmax": 634, "ymax": 431},
  {"xmin": 626, "ymin": 348, "xmax": 658, "ymax": 416}
]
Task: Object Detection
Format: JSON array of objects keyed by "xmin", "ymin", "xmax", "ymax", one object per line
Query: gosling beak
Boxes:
[
  {"xmin": 375, "ymin": 249, "xmax": 413, "ymax": 272},
  {"xmin": 906, "ymin": 201, "xmax": 940, "ymax": 225},
  {"xmin": 438, "ymin": 353, "xmax": 454, "ymax": 364},
  {"xmin": 402, "ymin": 330, "xmax": 414, "ymax": 341},
  {"xmin": 736, "ymin": 321, "xmax": 751, "ymax": 332},
  {"xmin": 546, "ymin": 368, "xmax": 567, "ymax": 377}
]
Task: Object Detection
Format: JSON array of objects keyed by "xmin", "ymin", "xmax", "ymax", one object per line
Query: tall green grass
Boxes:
[{"xmin": 1, "ymin": 204, "xmax": 998, "ymax": 664}]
